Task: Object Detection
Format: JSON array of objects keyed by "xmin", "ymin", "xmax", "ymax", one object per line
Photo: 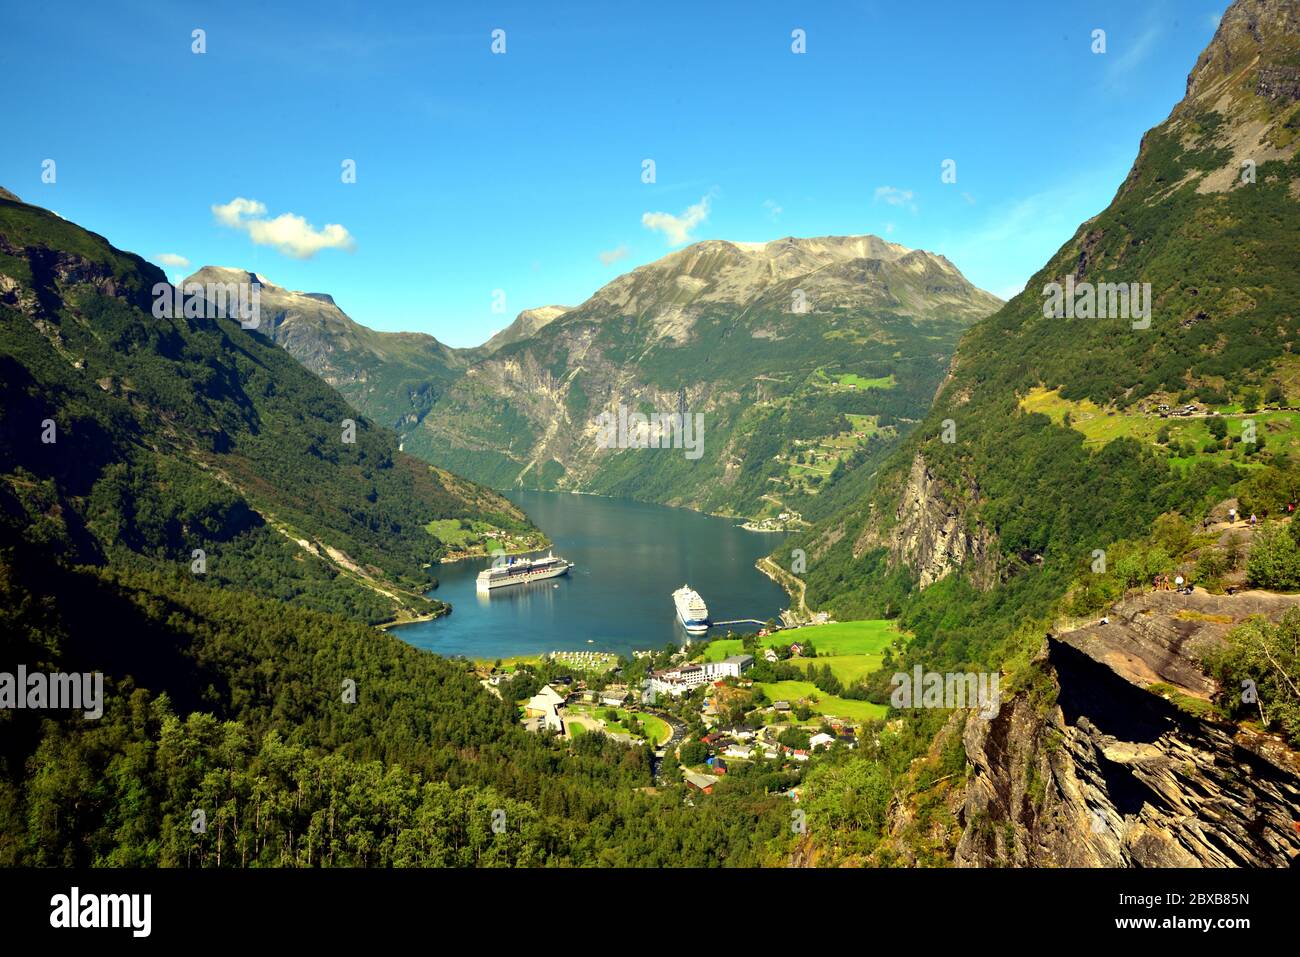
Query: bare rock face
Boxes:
[
  {"xmin": 1146, "ymin": 0, "xmax": 1300, "ymax": 195},
  {"xmin": 481, "ymin": 305, "xmax": 571, "ymax": 354},
  {"xmin": 956, "ymin": 606, "xmax": 1300, "ymax": 868},
  {"xmin": 405, "ymin": 233, "xmax": 1002, "ymax": 513},
  {"xmin": 858, "ymin": 452, "xmax": 997, "ymax": 589},
  {"xmin": 1186, "ymin": 0, "xmax": 1300, "ymax": 100},
  {"xmin": 1, "ymin": 236, "xmax": 156, "ymax": 317},
  {"xmin": 1059, "ymin": 588, "xmax": 1300, "ymax": 697}
]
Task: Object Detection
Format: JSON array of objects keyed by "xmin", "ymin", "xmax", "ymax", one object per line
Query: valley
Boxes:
[
  {"xmin": 1, "ymin": 0, "xmax": 1298, "ymax": 884},
  {"xmin": 227, "ymin": 236, "xmax": 1002, "ymax": 524}
]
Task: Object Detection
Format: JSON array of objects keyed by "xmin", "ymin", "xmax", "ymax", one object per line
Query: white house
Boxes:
[{"xmin": 810, "ymin": 732, "xmax": 836, "ymax": 751}]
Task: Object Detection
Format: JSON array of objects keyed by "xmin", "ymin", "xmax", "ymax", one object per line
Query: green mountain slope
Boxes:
[
  {"xmin": 0, "ymin": 193, "xmax": 539, "ymax": 625},
  {"xmin": 792, "ymin": 0, "xmax": 1300, "ymax": 627},
  {"xmin": 781, "ymin": 0, "xmax": 1300, "ymax": 868},
  {"xmin": 183, "ymin": 265, "xmax": 469, "ymax": 440},
  {"xmin": 237, "ymin": 237, "xmax": 999, "ymax": 521},
  {"xmin": 405, "ymin": 236, "xmax": 1001, "ymax": 521},
  {"xmin": 0, "ymin": 521, "xmax": 791, "ymax": 867}
]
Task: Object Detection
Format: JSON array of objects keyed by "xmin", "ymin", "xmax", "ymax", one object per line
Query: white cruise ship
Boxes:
[
  {"xmin": 673, "ymin": 585, "xmax": 710, "ymax": 634},
  {"xmin": 476, "ymin": 552, "xmax": 573, "ymax": 592}
]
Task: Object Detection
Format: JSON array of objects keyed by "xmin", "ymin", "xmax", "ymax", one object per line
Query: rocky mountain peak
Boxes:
[
  {"xmin": 575, "ymin": 233, "xmax": 997, "ymax": 323},
  {"xmin": 481, "ymin": 304, "xmax": 572, "ymax": 353},
  {"xmin": 1186, "ymin": 0, "xmax": 1300, "ymax": 102}
]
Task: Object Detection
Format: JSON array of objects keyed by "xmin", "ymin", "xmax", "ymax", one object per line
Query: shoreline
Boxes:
[
  {"xmin": 496, "ymin": 484, "xmax": 782, "ymax": 529},
  {"xmin": 376, "ymin": 605, "xmax": 448, "ymax": 631},
  {"xmin": 436, "ymin": 536, "xmax": 551, "ymax": 565},
  {"xmin": 756, "ymin": 556, "xmax": 812, "ymax": 622}
]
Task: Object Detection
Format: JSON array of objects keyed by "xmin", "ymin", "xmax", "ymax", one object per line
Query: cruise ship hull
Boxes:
[
  {"xmin": 677, "ymin": 613, "xmax": 710, "ymax": 635},
  {"xmin": 477, "ymin": 560, "xmax": 571, "ymax": 591}
]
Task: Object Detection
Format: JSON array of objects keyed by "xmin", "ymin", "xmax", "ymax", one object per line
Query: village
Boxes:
[{"xmin": 476, "ymin": 622, "xmax": 890, "ymax": 799}]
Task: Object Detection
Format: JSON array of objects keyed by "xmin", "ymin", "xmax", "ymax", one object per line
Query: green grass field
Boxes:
[
  {"xmin": 809, "ymin": 368, "xmax": 896, "ymax": 392},
  {"xmin": 699, "ymin": 621, "xmax": 900, "ymax": 721},
  {"xmin": 843, "ymin": 413, "xmax": 884, "ymax": 439},
  {"xmin": 568, "ymin": 705, "xmax": 669, "ymax": 745},
  {"xmin": 836, "ymin": 372, "xmax": 895, "ymax": 390},
  {"xmin": 425, "ymin": 517, "xmax": 496, "ymax": 548},
  {"xmin": 782, "ymin": 620, "xmax": 901, "ymax": 655},
  {"xmin": 1020, "ymin": 387, "xmax": 1298, "ymax": 467},
  {"xmin": 476, "ymin": 654, "xmax": 542, "ymax": 670},
  {"xmin": 755, "ymin": 680, "xmax": 887, "ymax": 721},
  {"xmin": 790, "ymin": 654, "xmax": 881, "ymax": 685},
  {"xmin": 698, "ymin": 619, "xmax": 902, "ymax": 661}
]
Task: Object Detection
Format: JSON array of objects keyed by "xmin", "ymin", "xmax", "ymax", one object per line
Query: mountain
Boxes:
[
  {"xmin": 795, "ymin": 0, "xmax": 1300, "ymax": 620},
  {"xmin": 182, "ymin": 265, "xmax": 467, "ymax": 440},
  {"xmin": 481, "ymin": 305, "xmax": 572, "ymax": 354},
  {"xmin": 406, "ymin": 236, "xmax": 1002, "ymax": 519},
  {"xmin": 0, "ymin": 193, "xmax": 796, "ymax": 869},
  {"xmin": 1, "ymin": 193, "xmax": 541, "ymax": 627},
  {"xmin": 787, "ymin": 0, "xmax": 1300, "ymax": 867}
]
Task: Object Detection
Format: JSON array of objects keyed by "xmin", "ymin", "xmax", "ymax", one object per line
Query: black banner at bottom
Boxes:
[{"xmin": 0, "ymin": 866, "xmax": 1291, "ymax": 944}]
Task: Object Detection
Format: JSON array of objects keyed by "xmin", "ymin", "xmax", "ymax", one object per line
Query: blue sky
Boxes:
[{"xmin": 4, "ymin": 1, "xmax": 1224, "ymax": 347}]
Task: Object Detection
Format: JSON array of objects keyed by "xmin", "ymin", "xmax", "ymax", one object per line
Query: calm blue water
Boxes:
[{"xmin": 390, "ymin": 490, "xmax": 789, "ymax": 660}]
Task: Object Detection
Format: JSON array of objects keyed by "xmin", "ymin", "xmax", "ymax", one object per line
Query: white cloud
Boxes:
[
  {"xmin": 599, "ymin": 244, "xmax": 630, "ymax": 266},
  {"xmin": 1208, "ymin": 11, "xmax": 1223, "ymax": 30},
  {"xmin": 157, "ymin": 252, "xmax": 190, "ymax": 267},
  {"xmin": 885, "ymin": 223, "xmax": 896, "ymax": 235},
  {"xmin": 762, "ymin": 199, "xmax": 783, "ymax": 221},
  {"xmin": 212, "ymin": 197, "xmax": 266, "ymax": 227},
  {"xmin": 212, "ymin": 196, "xmax": 356, "ymax": 259},
  {"xmin": 641, "ymin": 194, "xmax": 711, "ymax": 246},
  {"xmin": 961, "ymin": 192, "xmax": 977, "ymax": 206},
  {"xmin": 996, "ymin": 282, "xmax": 1025, "ymax": 301},
  {"xmin": 874, "ymin": 186, "xmax": 917, "ymax": 213}
]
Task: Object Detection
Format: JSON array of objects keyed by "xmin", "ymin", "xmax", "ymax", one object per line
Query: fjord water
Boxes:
[{"xmin": 392, "ymin": 490, "xmax": 789, "ymax": 660}]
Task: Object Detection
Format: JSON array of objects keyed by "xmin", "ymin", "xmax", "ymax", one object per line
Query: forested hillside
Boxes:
[
  {"xmin": 0, "ymin": 538, "xmax": 790, "ymax": 866},
  {"xmin": 779, "ymin": 0, "xmax": 1300, "ymax": 866},
  {"xmin": 0, "ymin": 192, "xmax": 539, "ymax": 625},
  {"xmin": 788, "ymin": 0, "xmax": 1300, "ymax": 641}
]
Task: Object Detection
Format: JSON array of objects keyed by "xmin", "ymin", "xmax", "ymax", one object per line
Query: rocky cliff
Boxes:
[
  {"xmin": 790, "ymin": 0, "xmax": 1300, "ymax": 621},
  {"xmin": 211, "ymin": 235, "xmax": 1001, "ymax": 520},
  {"xmin": 183, "ymin": 266, "xmax": 465, "ymax": 434},
  {"xmin": 854, "ymin": 451, "xmax": 998, "ymax": 589},
  {"xmin": 956, "ymin": 589, "xmax": 1300, "ymax": 868}
]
